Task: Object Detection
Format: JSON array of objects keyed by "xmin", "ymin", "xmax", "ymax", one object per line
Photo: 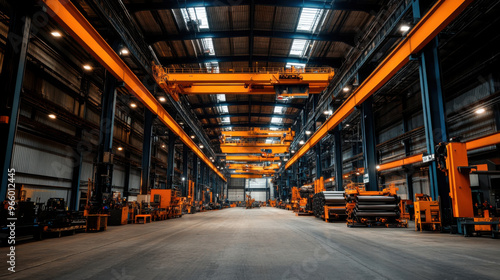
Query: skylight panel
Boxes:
[
  {"xmin": 217, "ymin": 94, "xmax": 226, "ymax": 102},
  {"xmin": 181, "ymin": 7, "xmax": 210, "ymax": 30},
  {"xmin": 221, "ymin": 117, "xmax": 231, "ymax": 124},
  {"xmin": 274, "ymin": 106, "xmax": 284, "ymax": 114},
  {"xmin": 290, "ymin": 39, "xmax": 308, "ymax": 56},
  {"xmin": 202, "ymin": 38, "xmax": 215, "ymax": 56},
  {"xmin": 271, "ymin": 117, "xmax": 283, "ymax": 124},
  {"xmin": 285, "ymin": 62, "xmax": 306, "ymax": 69},
  {"xmin": 219, "ymin": 106, "xmax": 229, "ymax": 114},
  {"xmin": 205, "ymin": 61, "xmax": 219, "ymax": 72},
  {"xmin": 297, "ymin": 8, "xmax": 324, "ymax": 32}
]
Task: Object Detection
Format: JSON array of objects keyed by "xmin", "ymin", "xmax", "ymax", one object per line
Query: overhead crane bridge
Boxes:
[{"xmin": 153, "ymin": 64, "xmax": 334, "ymax": 100}]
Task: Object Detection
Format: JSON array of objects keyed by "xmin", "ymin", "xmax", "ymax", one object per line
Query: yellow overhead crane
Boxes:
[
  {"xmin": 153, "ymin": 65, "xmax": 334, "ymax": 100},
  {"xmin": 220, "ymin": 142, "xmax": 289, "ymax": 154},
  {"xmin": 228, "ymin": 163, "xmax": 280, "ymax": 170},
  {"xmin": 220, "ymin": 128, "xmax": 294, "ymax": 145},
  {"xmin": 226, "ymin": 155, "xmax": 281, "ymax": 162}
]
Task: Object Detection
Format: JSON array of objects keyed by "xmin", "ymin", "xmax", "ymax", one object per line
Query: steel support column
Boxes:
[
  {"xmin": 94, "ymin": 71, "xmax": 117, "ymax": 206},
  {"xmin": 70, "ymin": 129, "xmax": 83, "ymax": 211},
  {"xmin": 333, "ymin": 127, "xmax": 343, "ymax": 191},
  {"xmin": 141, "ymin": 110, "xmax": 154, "ymax": 194},
  {"xmin": 360, "ymin": 96, "xmax": 378, "ymax": 191},
  {"xmin": 402, "ymin": 96, "xmax": 414, "ymax": 200},
  {"xmin": 123, "ymin": 151, "xmax": 131, "ymax": 199},
  {"xmin": 182, "ymin": 145, "xmax": 189, "ymax": 196},
  {"xmin": 193, "ymin": 155, "xmax": 199, "ymax": 200},
  {"xmin": 0, "ymin": 6, "xmax": 32, "ymax": 200},
  {"xmin": 418, "ymin": 37, "xmax": 448, "ymax": 201},
  {"xmin": 166, "ymin": 130, "xmax": 176, "ymax": 188}
]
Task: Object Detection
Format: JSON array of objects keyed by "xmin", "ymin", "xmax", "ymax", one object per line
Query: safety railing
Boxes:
[{"xmin": 162, "ymin": 67, "xmax": 333, "ymax": 74}]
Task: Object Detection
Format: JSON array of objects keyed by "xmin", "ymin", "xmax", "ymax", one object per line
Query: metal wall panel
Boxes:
[
  {"xmin": 23, "ymin": 185, "xmax": 69, "ymax": 205},
  {"xmin": 228, "ymin": 189, "xmax": 244, "ymax": 201}
]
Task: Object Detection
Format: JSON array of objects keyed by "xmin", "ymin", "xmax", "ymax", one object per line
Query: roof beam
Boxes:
[
  {"xmin": 198, "ymin": 113, "xmax": 296, "ymax": 120},
  {"xmin": 146, "ymin": 30, "xmax": 355, "ymax": 46},
  {"xmin": 126, "ymin": 1, "xmax": 379, "ymax": 13},
  {"xmin": 285, "ymin": 0, "xmax": 473, "ymax": 170},
  {"xmin": 191, "ymin": 101, "xmax": 303, "ymax": 109},
  {"xmin": 159, "ymin": 56, "xmax": 342, "ymax": 68}
]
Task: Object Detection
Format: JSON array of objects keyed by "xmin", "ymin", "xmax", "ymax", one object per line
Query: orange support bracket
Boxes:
[
  {"xmin": 286, "ymin": 0, "xmax": 472, "ymax": 170},
  {"xmin": 42, "ymin": 0, "xmax": 225, "ymax": 181}
]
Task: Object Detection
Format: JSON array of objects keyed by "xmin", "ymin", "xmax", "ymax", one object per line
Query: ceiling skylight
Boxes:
[
  {"xmin": 285, "ymin": 62, "xmax": 306, "ymax": 69},
  {"xmin": 216, "ymin": 95, "xmax": 228, "ymax": 113},
  {"xmin": 274, "ymin": 106, "xmax": 284, "ymax": 114},
  {"xmin": 205, "ymin": 61, "xmax": 219, "ymax": 72},
  {"xmin": 271, "ymin": 117, "xmax": 283, "ymax": 124},
  {"xmin": 221, "ymin": 117, "xmax": 231, "ymax": 124},
  {"xmin": 297, "ymin": 8, "xmax": 325, "ymax": 32},
  {"xmin": 202, "ymin": 38, "xmax": 215, "ymax": 56},
  {"xmin": 181, "ymin": 7, "xmax": 209, "ymax": 30},
  {"xmin": 289, "ymin": 39, "xmax": 308, "ymax": 56}
]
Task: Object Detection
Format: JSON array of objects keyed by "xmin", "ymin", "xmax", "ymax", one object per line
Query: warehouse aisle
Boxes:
[{"xmin": 1, "ymin": 207, "xmax": 500, "ymax": 280}]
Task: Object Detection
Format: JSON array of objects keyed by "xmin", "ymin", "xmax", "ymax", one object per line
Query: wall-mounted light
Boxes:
[
  {"xmin": 117, "ymin": 147, "xmax": 123, "ymax": 151},
  {"xmin": 376, "ymin": 165, "xmax": 381, "ymax": 170},
  {"xmin": 161, "ymin": 144, "xmax": 166, "ymax": 148},
  {"xmin": 182, "ymin": 177, "xmax": 185, "ymax": 181}
]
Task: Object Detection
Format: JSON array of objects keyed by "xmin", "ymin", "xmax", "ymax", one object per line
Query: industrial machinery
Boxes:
[
  {"xmin": 414, "ymin": 194, "xmax": 441, "ymax": 231},
  {"xmin": 183, "ymin": 180, "xmax": 196, "ymax": 214},
  {"xmin": 345, "ymin": 184, "xmax": 407, "ymax": 228},
  {"xmin": 297, "ymin": 185, "xmax": 314, "ymax": 215},
  {"xmin": 245, "ymin": 194, "xmax": 255, "ymax": 209},
  {"xmin": 435, "ymin": 142, "xmax": 499, "ymax": 237},
  {"xmin": 291, "ymin": 187, "xmax": 300, "ymax": 212},
  {"xmin": 313, "ymin": 191, "xmax": 347, "ymax": 222},
  {"xmin": 150, "ymin": 189, "xmax": 183, "ymax": 220}
]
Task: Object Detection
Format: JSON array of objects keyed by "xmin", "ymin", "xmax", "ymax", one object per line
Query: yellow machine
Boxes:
[
  {"xmin": 414, "ymin": 194, "xmax": 441, "ymax": 231},
  {"xmin": 291, "ymin": 187, "xmax": 300, "ymax": 212},
  {"xmin": 345, "ymin": 184, "xmax": 407, "ymax": 228}
]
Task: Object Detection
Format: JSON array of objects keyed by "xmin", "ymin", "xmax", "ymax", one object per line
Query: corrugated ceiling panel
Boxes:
[
  {"xmin": 273, "ymin": 7, "xmax": 300, "ymax": 31},
  {"xmin": 231, "ymin": 5, "xmax": 249, "ymax": 30},
  {"xmin": 254, "ymin": 6, "xmax": 275, "ymax": 30},
  {"xmin": 325, "ymin": 41, "xmax": 351, "ymax": 58},
  {"xmin": 232, "ymin": 37, "xmax": 249, "ymax": 55},
  {"xmin": 253, "ymin": 37, "xmax": 270, "ymax": 56},
  {"xmin": 135, "ymin": 11, "xmax": 162, "ymax": 34},
  {"xmin": 214, "ymin": 37, "xmax": 231, "ymax": 56},
  {"xmin": 171, "ymin": 40, "xmax": 187, "ymax": 57},
  {"xmin": 269, "ymin": 38, "xmax": 292, "ymax": 56},
  {"xmin": 158, "ymin": 10, "xmax": 179, "ymax": 34},
  {"xmin": 153, "ymin": 42, "xmax": 174, "ymax": 57},
  {"xmin": 207, "ymin": 6, "xmax": 230, "ymax": 31}
]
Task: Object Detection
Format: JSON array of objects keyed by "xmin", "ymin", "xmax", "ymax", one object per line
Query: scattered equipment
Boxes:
[{"xmin": 414, "ymin": 194, "xmax": 441, "ymax": 232}]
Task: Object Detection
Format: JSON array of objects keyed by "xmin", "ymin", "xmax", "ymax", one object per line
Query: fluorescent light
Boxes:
[
  {"xmin": 83, "ymin": 65, "xmax": 92, "ymax": 71},
  {"xmin": 343, "ymin": 86, "xmax": 350, "ymax": 92},
  {"xmin": 117, "ymin": 147, "xmax": 123, "ymax": 151},
  {"xmin": 130, "ymin": 103, "xmax": 137, "ymax": 108},
  {"xmin": 305, "ymin": 130, "xmax": 312, "ymax": 135},
  {"xmin": 48, "ymin": 114, "xmax": 56, "ymax": 119},
  {"xmin": 299, "ymin": 140, "xmax": 305, "ymax": 145},
  {"xmin": 120, "ymin": 48, "xmax": 129, "ymax": 55},
  {"xmin": 475, "ymin": 108, "xmax": 485, "ymax": 114},
  {"xmin": 158, "ymin": 96, "xmax": 166, "ymax": 102},
  {"xmin": 400, "ymin": 25, "xmax": 411, "ymax": 32},
  {"xmin": 51, "ymin": 31, "xmax": 62, "ymax": 37}
]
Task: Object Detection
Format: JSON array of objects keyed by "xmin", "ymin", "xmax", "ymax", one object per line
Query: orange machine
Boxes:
[
  {"xmin": 345, "ymin": 184, "xmax": 407, "ymax": 228},
  {"xmin": 269, "ymin": 200, "xmax": 276, "ymax": 207},
  {"xmin": 436, "ymin": 142, "xmax": 499, "ymax": 237},
  {"xmin": 414, "ymin": 194, "xmax": 441, "ymax": 232},
  {"xmin": 291, "ymin": 187, "xmax": 300, "ymax": 212},
  {"xmin": 150, "ymin": 189, "xmax": 182, "ymax": 220},
  {"xmin": 245, "ymin": 194, "xmax": 255, "ymax": 209}
]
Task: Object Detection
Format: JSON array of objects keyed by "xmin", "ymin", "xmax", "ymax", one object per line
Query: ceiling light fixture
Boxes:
[
  {"xmin": 299, "ymin": 140, "xmax": 305, "ymax": 145},
  {"xmin": 199, "ymin": 144, "xmax": 204, "ymax": 149},
  {"xmin": 48, "ymin": 114, "xmax": 57, "ymax": 119},
  {"xmin": 475, "ymin": 108, "xmax": 485, "ymax": 114},
  {"xmin": 130, "ymin": 103, "xmax": 137, "ymax": 108},
  {"xmin": 158, "ymin": 96, "xmax": 166, "ymax": 102},
  {"xmin": 51, "ymin": 31, "xmax": 62, "ymax": 37},
  {"xmin": 190, "ymin": 135, "xmax": 195, "ymax": 139},
  {"xmin": 83, "ymin": 64, "xmax": 92, "ymax": 71},
  {"xmin": 120, "ymin": 48, "xmax": 129, "ymax": 55},
  {"xmin": 343, "ymin": 86, "xmax": 350, "ymax": 92},
  {"xmin": 117, "ymin": 147, "xmax": 123, "ymax": 151},
  {"xmin": 400, "ymin": 24, "xmax": 411, "ymax": 32},
  {"xmin": 376, "ymin": 165, "xmax": 381, "ymax": 170},
  {"xmin": 305, "ymin": 130, "xmax": 312, "ymax": 135}
]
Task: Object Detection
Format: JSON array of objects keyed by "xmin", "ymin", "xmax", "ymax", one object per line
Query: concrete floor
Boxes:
[{"xmin": 1, "ymin": 207, "xmax": 500, "ymax": 280}]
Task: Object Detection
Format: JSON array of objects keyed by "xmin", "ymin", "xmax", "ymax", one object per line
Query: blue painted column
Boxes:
[
  {"xmin": 166, "ymin": 130, "xmax": 177, "ymax": 189},
  {"xmin": 361, "ymin": 96, "xmax": 378, "ymax": 191},
  {"xmin": 419, "ymin": 37, "xmax": 448, "ymax": 201},
  {"xmin": 141, "ymin": 110, "xmax": 154, "ymax": 194},
  {"xmin": 192, "ymin": 155, "xmax": 199, "ymax": 200},
  {"xmin": 0, "ymin": 6, "xmax": 32, "ymax": 200},
  {"xmin": 94, "ymin": 70, "xmax": 118, "ymax": 207},
  {"xmin": 182, "ymin": 145, "xmax": 189, "ymax": 197},
  {"xmin": 333, "ymin": 127, "xmax": 344, "ymax": 191}
]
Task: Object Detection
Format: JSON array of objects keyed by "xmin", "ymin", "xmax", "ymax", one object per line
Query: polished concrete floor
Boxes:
[{"xmin": 1, "ymin": 207, "xmax": 500, "ymax": 280}]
